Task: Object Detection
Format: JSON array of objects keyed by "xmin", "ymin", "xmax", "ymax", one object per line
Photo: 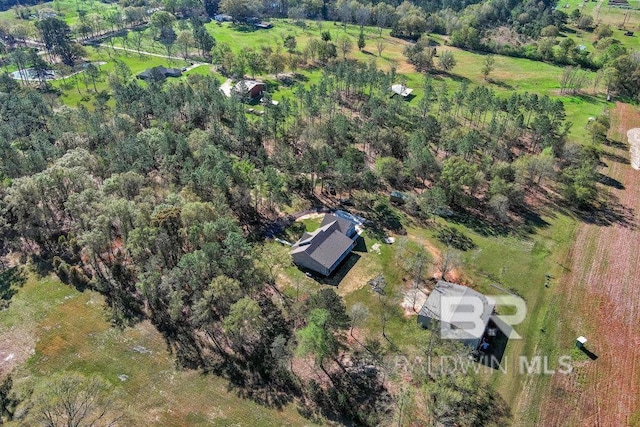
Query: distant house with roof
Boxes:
[
  {"xmin": 254, "ymin": 22, "xmax": 273, "ymax": 29},
  {"xmin": 390, "ymin": 84, "xmax": 413, "ymax": 98},
  {"xmin": 234, "ymin": 80, "xmax": 266, "ymax": 99},
  {"xmin": 137, "ymin": 66, "xmax": 183, "ymax": 81},
  {"xmin": 214, "ymin": 14, "xmax": 233, "ymax": 22},
  {"xmin": 290, "ymin": 213, "xmax": 358, "ymax": 276},
  {"xmin": 418, "ymin": 280, "xmax": 496, "ymax": 349}
]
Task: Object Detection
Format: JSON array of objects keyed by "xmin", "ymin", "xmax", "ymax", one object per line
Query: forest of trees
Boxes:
[
  {"xmin": 0, "ymin": 0, "xmax": 628, "ymax": 422},
  {"xmin": 0, "ymin": 31, "xmax": 607, "ymax": 420}
]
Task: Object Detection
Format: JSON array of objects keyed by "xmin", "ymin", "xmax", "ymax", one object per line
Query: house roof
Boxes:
[
  {"xmin": 419, "ymin": 281, "xmax": 495, "ymax": 340},
  {"xmin": 291, "ymin": 214, "xmax": 357, "ymax": 271},
  {"xmin": 320, "ymin": 213, "xmax": 354, "ymax": 235},
  {"xmin": 391, "ymin": 84, "xmax": 413, "ymax": 97},
  {"xmin": 234, "ymin": 80, "xmax": 265, "ymax": 93},
  {"xmin": 137, "ymin": 66, "xmax": 182, "ymax": 80}
]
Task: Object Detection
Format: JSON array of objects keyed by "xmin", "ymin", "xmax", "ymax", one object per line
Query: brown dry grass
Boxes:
[{"xmin": 538, "ymin": 102, "xmax": 640, "ymax": 426}]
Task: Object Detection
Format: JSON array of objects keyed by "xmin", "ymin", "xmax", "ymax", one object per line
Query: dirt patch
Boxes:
[
  {"xmin": 0, "ymin": 326, "xmax": 35, "ymax": 378},
  {"xmin": 401, "ymin": 288, "xmax": 428, "ymax": 316},
  {"xmin": 407, "ymin": 234, "xmax": 465, "ymax": 283},
  {"xmin": 537, "ymin": 102, "xmax": 640, "ymax": 426},
  {"xmin": 295, "ymin": 212, "xmax": 324, "ymax": 221},
  {"xmin": 626, "ymin": 128, "xmax": 640, "ymax": 170}
]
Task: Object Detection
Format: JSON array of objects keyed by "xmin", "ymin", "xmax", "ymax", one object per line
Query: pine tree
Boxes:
[{"xmin": 357, "ymin": 29, "xmax": 366, "ymax": 52}]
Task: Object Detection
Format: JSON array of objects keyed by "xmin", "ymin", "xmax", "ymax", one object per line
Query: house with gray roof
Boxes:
[
  {"xmin": 290, "ymin": 213, "xmax": 358, "ymax": 276},
  {"xmin": 418, "ymin": 280, "xmax": 496, "ymax": 349},
  {"xmin": 137, "ymin": 66, "xmax": 183, "ymax": 81}
]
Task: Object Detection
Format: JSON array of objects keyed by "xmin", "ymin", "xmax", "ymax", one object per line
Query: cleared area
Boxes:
[{"xmin": 627, "ymin": 127, "xmax": 640, "ymax": 170}]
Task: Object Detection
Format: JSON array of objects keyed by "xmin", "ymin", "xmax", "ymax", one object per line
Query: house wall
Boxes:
[
  {"xmin": 249, "ymin": 84, "xmax": 265, "ymax": 99},
  {"xmin": 291, "ymin": 252, "xmax": 329, "ymax": 276}
]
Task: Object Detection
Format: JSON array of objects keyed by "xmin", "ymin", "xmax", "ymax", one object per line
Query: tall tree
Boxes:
[
  {"xmin": 481, "ymin": 55, "xmax": 495, "ymax": 81},
  {"xmin": 35, "ymin": 17, "xmax": 78, "ymax": 66},
  {"xmin": 357, "ymin": 28, "xmax": 365, "ymax": 52}
]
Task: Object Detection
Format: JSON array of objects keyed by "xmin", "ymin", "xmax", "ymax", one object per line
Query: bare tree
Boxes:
[
  {"xmin": 349, "ymin": 302, "xmax": 369, "ymax": 337},
  {"xmin": 439, "ymin": 249, "xmax": 461, "ymax": 282},
  {"xmin": 28, "ymin": 372, "xmax": 123, "ymax": 427},
  {"xmin": 559, "ymin": 66, "xmax": 590, "ymax": 94},
  {"xmin": 375, "ymin": 39, "xmax": 385, "ymax": 57},
  {"xmin": 481, "ymin": 55, "xmax": 495, "ymax": 81}
]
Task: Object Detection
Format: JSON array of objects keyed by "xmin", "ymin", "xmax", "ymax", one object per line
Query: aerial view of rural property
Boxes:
[{"xmin": 1, "ymin": 0, "xmax": 640, "ymax": 424}]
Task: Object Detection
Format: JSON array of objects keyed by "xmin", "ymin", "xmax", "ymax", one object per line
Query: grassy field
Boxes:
[
  {"xmin": 559, "ymin": 0, "xmax": 640, "ymax": 28},
  {"xmin": 52, "ymin": 47, "xmax": 189, "ymax": 107},
  {"xmin": 0, "ymin": 0, "xmax": 121, "ymax": 32},
  {"xmin": 1, "ymin": 273, "xmax": 310, "ymax": 426}
]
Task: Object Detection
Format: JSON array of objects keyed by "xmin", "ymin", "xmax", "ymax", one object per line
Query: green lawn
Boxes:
[
  {"xmin": 53, "ymin": 47, "xmax": 189, "ymax": 108},
  {"xmin": 2, "ymin": 273, "xmax": 310, "ymax": 426},
  {"xmin": 0, "ymin": 0, "xmax": 122, "ymax": 31}
]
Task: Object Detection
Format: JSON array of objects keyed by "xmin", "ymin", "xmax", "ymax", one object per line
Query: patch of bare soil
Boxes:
[
  {"xmin": 627, "ymin": 128, "xmax": 640, "ymax": 170},
  {"xmin": 401, "ymin": 287, "xmax": 428, "ymax": 316},
  {"xmin": 0, "ymin": 326, "xmax": 35, "ymax": 379},
  {"xmin": 538, "ymin": 102, "xmax": 640, "ymax": 426},
  {"xmin": 407, "ymin": 234, "xmax": 465, "ymax": 284},
  {"xmin": 483, "ymin": 26, "xmax": 529, "ymax": 47}
]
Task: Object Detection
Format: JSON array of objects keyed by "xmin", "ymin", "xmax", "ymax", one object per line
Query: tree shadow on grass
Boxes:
[
  {"xmin": 231, "ymin": 24, "xmax": 259, "ymax": 33},
  {"xmin": 603, "ymin": 138, "xmax": 629, "ymax": 150},
  {"xmin": 489, "ymin": 79, "xmax": 514, "ymax": 90},
  {"xmin": 601, "ymin": 149, "xmax": 630, "ymax": 165},
  {"xmin": 447, "ymin": 211, "xmax": 520, "ymax": 238},
  {"xmin": 0, "ymin": 267, "xmax": 26, "ymax": 309},
  {"xmin": 433, "ymin": 73, "xmax": 471, "ymax": 84},
  {"xmin": 573, "ymin": 192, "xmax": 636, "ymax": 229},
  {"xmin": 596, "ymin": 172, "xmax": 625, "ymax": 190}
]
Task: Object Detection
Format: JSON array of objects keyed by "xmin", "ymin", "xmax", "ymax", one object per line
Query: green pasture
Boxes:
[{"xmin": 0, "ymin": 0, "xmax": 121, "ymax": 30}]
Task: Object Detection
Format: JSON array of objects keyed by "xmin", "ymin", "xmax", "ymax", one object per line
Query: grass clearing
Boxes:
[
  {"xmin": 2, "ymin": 273, "xmax": 310, "ymax": 426},
  {"xmin": 0, "ymin": 0, "xmax": 122, "ymax": 31}
]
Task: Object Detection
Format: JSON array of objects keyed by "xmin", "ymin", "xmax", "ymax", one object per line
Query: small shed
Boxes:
[{"xmin": 390, "ymin": 84, "xmax": 413, "ymax": 98}]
